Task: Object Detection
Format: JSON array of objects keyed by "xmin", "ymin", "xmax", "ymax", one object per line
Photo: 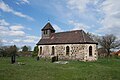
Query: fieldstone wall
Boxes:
[
  {"xmin": 38, "ymin": 44, "xmax": 98, "ymax": 61},
  {"xmin": 84, "ymin": 44, "xmax": 98, "ymax": 61}
]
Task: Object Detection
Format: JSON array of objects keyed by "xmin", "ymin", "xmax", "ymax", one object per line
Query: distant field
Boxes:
[{"xmin": 0, "ymin": 57, "xmax": 120, "ymax": 80}]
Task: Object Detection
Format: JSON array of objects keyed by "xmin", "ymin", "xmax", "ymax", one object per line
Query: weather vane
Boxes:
[{"xmin": 48, "ymin": 18, "xmax": 50, "ymax": 22}]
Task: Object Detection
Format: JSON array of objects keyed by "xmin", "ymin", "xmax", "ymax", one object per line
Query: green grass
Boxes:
[{"xmin": 0, "ymin": 57, "xmax": 120, "ymax": 80}]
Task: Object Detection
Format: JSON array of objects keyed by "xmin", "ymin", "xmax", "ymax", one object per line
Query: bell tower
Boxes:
[{"xmin": 41, "ymin": 22, "xmax": 55, "ymax": 39}]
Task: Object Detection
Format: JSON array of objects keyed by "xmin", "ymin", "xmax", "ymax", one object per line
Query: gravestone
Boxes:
[
  {"xmin": 37, "ymin": 56, "xmax": 40, "ymax": 61},
  {"xmin": 51, "ymin": 56, "xmax": 56, "ymax": 62},
  {"xmin": 11, "ymin": 54, "xmax": 16, "ymax": 64},
  {"xmin": 51, "ymin": 56, "xmax": 58, "ymax": 62},
  {"xmin": 56, "ymin": 55, "xmax": 58, "ymax": 61}
]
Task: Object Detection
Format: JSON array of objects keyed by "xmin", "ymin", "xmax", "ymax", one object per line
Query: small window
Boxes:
[
  {"xmin": 44, "ymin": 31, "xmax": 45, "ymax": 34},
  {"xmin": 89, "ymin": 46, "xmax": 92, "ymax": 56},
  {"xmin": 44, "ymin": 30, "xmax": 47, "ymax": 34},
  {"xmin": 52, "ymin": 46, "xmax": 55, "ymax": 55},
  {"xmin": 66, "ymin": 46, "xmax": 69, "ymax": 55},
  {"xmin": 40, "ymin": 47, "xmax": 42, "ymax": 54},
  {"xmin": 45, "ymin": 30, "xmax": 47, "ymax": 34}
]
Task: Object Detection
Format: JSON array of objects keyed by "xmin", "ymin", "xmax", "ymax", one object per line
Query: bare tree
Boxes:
[
  {"xmin": 28, "ymin": 46, "xmax": 31, "ymax": 51},
  {"xmin": 87, "ymin": 32, "xmax": 100, "ymax": 43},
  {"xmin": 97, "ymin": 34, "xmax": 120, "ymax": 56},
  {"xmin": 0, "ymin": 45, "xmax": 18, "ymax": 57}
]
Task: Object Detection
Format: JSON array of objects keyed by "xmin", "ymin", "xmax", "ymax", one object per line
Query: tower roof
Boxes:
[{"xmin": 41, "ymin": 22, "xmax": 55, "ymax": 31}]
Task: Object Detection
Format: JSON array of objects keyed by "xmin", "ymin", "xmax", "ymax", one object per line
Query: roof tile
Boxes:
[{"xmin": 37, "ymin": 30, "xmax": 97, "ymax": 45}]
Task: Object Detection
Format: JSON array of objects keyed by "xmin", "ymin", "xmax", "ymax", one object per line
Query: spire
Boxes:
[
  {"xmin": 41, "ymin": 22, "xmax": 55, "ymax": 32},
  {"xmin": 41, "ymin": 22, "xmax": 55, "ymax": 39}
]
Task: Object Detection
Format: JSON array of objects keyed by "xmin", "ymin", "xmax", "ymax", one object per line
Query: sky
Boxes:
[{"xmin": 0, "ymin": 0, "xmax": 120, "ymax": 50}]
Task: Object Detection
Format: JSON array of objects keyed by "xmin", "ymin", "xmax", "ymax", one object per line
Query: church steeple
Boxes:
[{"xmin": 41, "ymin": 22, "xmax": 55, "ymax": 39}]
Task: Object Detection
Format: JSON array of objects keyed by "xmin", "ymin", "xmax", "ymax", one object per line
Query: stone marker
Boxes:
[
  {"xmin": 52, "ymin": 56, "xmax": 56, "ymax": 62},
  {"xmin": 11, "ymin": 54, "xmax": 16, "ymax": 64},
  {"xmin": 56, "ymin": 55, "xmax": 58, "ymax": 61},
  {"xmin": 37, "ymin": 56, "xmax": 39, "ymax": 61}
]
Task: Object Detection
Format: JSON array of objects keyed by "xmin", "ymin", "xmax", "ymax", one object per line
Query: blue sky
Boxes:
[{"xmin": 0, "ymin": 0, "xmax": 120, "ymax": 50}]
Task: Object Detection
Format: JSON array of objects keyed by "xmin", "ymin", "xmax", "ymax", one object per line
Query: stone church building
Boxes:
[{"xmin": 37, "ymin": 22, "xmax": 98, "ymax": 61}]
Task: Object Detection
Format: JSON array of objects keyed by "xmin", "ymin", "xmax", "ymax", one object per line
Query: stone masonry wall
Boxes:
[{"xmin": 38, "ymin": 44, "xmax": 98, "ymax": 61}]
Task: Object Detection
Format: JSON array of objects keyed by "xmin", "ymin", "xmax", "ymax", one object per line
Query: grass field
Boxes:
[{"xmin": 0, "ymin": 57, "xmax": 120, "ymax": 80}]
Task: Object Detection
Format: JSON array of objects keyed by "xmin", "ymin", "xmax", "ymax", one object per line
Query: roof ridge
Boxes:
[{"xmin": 55, "ymin": 30, "xmax": 82, "ymax": 34}]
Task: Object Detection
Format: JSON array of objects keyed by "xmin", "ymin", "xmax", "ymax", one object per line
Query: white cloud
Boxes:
[
  {"xmin": 66, "ymin": 0, "xmax": 120, "ymax": 38},
  {"xmin": 4, "ymin": 35, "xmax": 40, "ymax": 48},
  {"xmin": 0, "ymin": 1, "xmax": 33, "ymax": 20},
  {"xmin": 67, "ymin": 0, "xmax": 92, "ymax": 13},
  {"xmin": 9, "ymin": 30, "xmax": 25, "ymax": 37},
  {"xmin": 0, "ymin": 26, "xmax": 9, "ymax": 31},
  {"xmin": 0, "ymin": 19, "xmax": 10, "ymax": 26},
  {"xmin": 0, "ymin": 19, "xmax": 37, "ymax": 49},
  {"xmin": 13, "ymin": 39, "xmax": 21, "ymax": 43},
  {"xmin": 69, "ymin": 20, "xmax": 89, "ymax": 31},
  {"xmin": 0, "ymin": 19, "xmax": 33, "ymax": 38},
  {"xmin": 0, "ymin": 1, "xmax": 12, "ymax": 12},
  {"xmin": 67, "ymin": 0, "xmax": 102, "ymax": 13},
  {"xmin": 1, "ymin": 39, "xmax": 7, "ymax": 43},
  {"xmin": 97, "ymin": 0, "xmax": 120, "ymax": 37},
  {"xmin": 16, "ymin": 0, "xmax": 30, "ymax": 5},
  {"xmin": 27, "ymin": 28, "xmax": 32, "ymax": 30},
  {"xmin": 0, "ymin": 22, "xmax": 26, "ymax": 37},
  {"xmin": 23, "ymin": 35, "xmax": 40, "ymax": 43},
  {"xmin": 23, "ymin": 39, "xmax": 35, "ymax": 43},
  {"xmin": 100, "ymin": 0, "xmax": 120, "ymax": 15},
  {"xmin": 21, "ymin": 0, "xmax": 30, "ymax": 4},
  {"xmin": 0, "ymin": 20, "xmax": 33, "ymax": 38},
  {"xmin": 13, "ymin": 11, "xmax": 33, "ymax": 20},
  {"xmin": 53, "ymin": 24, "xmax": 63, "ymax": 32},
  {"xmin": 0, "ymin": 28, "xmax": 25, "ymax": 37},
  {"xmin": 66, "ymin": 0, "xmax": 100, "ymax": 28},
  {"xmin": 10, "ymin": 25, "xmax": 24, "ymax": 31},
  {"xmin": 26, "ymin": 35, "xmax": 39, "ymax": 40},
  {"xmin": 1, "ymin": 35, "xmax": 39, "ymax": 49}
]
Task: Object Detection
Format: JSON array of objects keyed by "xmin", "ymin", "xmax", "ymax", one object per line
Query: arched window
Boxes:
[
  {"xmin": 89, "ymin": 46, "xmax": 92, "ymax": 56},
  {"xmin": 52, "ymin": 46, "xmax": 55, "ymax": 55},
  {"xmin": 66, "ymin": 46, "xmax": 69, "ymax": 55},
  {"xmin": 40, "ymin": 47, "xmax": 42, "ymax": 55}
]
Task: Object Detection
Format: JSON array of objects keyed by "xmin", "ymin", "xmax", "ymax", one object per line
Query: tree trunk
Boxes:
[{"xmin": 107, "ymin": 49, "xmax": 110, "ymax": 57}]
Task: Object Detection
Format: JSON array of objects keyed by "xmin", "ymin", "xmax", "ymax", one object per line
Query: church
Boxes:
[{"xmin": 37, "ymin": 22, "xmax": 98, "ymax": 61}]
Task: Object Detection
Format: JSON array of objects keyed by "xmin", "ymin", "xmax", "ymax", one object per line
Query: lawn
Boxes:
[{"xmin": 0, "ymin": 57, "xmax": 120, "ymax": 80}]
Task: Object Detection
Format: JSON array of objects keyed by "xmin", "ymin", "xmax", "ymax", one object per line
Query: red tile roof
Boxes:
[
  {"xmin": 37, "ymin": 30, "xmax": 97, "ymax": 45},
  {"xmin": 116, "ymin": 50, "xmax": 120, "ymax": 54}
]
